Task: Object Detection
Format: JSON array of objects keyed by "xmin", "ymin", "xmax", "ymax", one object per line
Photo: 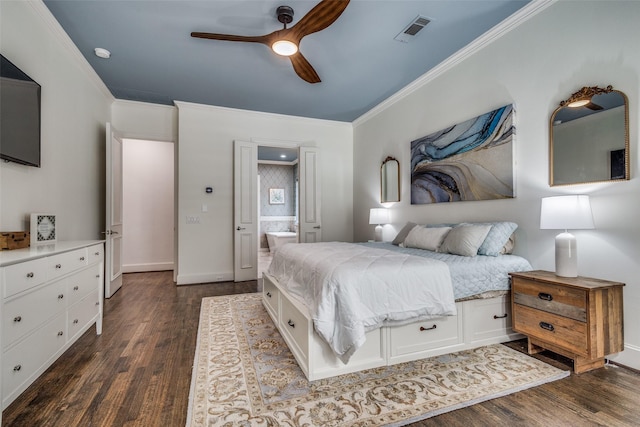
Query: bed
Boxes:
[{"xmin": 262, "ymin": 221, "xmax": 533, "ymax": 381}]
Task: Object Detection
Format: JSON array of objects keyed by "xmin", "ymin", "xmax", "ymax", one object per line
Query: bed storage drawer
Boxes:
[
  {"xmin": 464, "ymin": 295, "xmax": 517, "ymax": 344},
  {"xmin": 389, "ymin": 306, "xmax": 462, "ymax": 358},
  {"xmin": 262, "ymin": 274, "xmax": 279, "ymax": 320},
  {"xmin": 279, "ymin": 294, "xmax": 310, "ymax": 366}
]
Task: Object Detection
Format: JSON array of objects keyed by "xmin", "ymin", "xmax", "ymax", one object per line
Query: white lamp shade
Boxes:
[
  {"xmin": 540, "ymin": 195, "xmax": 594, "ymax": 230},
  {"xmin": 369, "ymin": 208, "xmax": 390, "ymax": 225}
]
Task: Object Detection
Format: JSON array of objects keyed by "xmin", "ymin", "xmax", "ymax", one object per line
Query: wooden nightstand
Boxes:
[{"xmin": 509, "ymin": 270, "xmax": 624, "ymax": 373}]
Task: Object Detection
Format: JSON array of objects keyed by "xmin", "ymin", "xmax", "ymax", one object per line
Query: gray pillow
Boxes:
[
  {"xmin": 439, "ymin": 224, "xmax": 492, "ymax": 257},
  {"xmin": 404, "ymin": 226, "xmax": 452, "ymax": 251},
  {"xmin": 391, "ymin": 221, "xmax": 418, "ymax": 245}
]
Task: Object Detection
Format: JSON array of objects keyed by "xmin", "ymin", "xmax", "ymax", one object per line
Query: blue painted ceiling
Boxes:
[{"xmin": 43, "ymin": 0, "xmax": 530, "ymax": 122}]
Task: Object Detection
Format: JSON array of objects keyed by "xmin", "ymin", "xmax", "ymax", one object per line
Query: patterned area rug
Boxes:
[{"xmin": 186, "ymin": 293, "xmax": 569, "ymax": 426}]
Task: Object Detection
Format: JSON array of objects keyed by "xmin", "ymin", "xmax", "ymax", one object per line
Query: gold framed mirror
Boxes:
[
  {"xmin": 381, "ymin": 156, "xmax": 400, "ymax": 203},
  {"xmin": 550, "ymin": 85, "xmax": 629, "ymax": 186}
]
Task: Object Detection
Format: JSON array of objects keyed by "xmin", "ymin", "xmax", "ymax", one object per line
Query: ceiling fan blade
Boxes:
[
  {"xmin": 191, "ymin": 32, "xmax": 270, "ymax": 45},
  {"xmin": 289, "ymin": 0, "xmax": 350, "ymax": 41},
  {"xmin": 289, "ymin": 52, "xmax": 321, "ymax": 83}
]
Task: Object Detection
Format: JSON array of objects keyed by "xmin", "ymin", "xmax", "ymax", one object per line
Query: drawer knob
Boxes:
[
  {"xmin": 73, "ymin": 319, "xmax": 79, "ymax": 324},
  {"xmin": 419, "ymin": 324, "xmax": 437, "ymax": 331},
  {"xmin": 80, "ymin": 256, "xmax": 86, "ymax": 261},
  {"xmin": 538, "ymin": 292, "xmax": 553, "ymax": 301},
  {"xmin": 14, "ymin": 316, "xmax": 22, "ymax": 322},
  {"xmin": 95, "ymin": 252, "xmax": 100, "ymax": 256},
  {"xmin": 287, "ymin": 319, "xmax": 295, "ymax": 328},
  {"xmin": 493, "ymin": 314, "xmax": 508, "ymax": 319},
  {"xmin": 26, "ymin": 272, "xmax": 34, "ymax": 278},
  {"xmin": 539, "ymin": 321, "xmax": 555, "ymax": 332},
  {"xmin": 266, "ymin": 291, "xmax": 272, "ymax": 298},
  {"xmin": 57, "ymin": 331, "xmax": 64, "ymax": 336},
  {"xmin": 13, "ymin": 365, "xmax": 22, "ymax": 372},
  {"xmin": 58, "ymin": 294, "xmax": 64, "ymax": 299},
  {"xmin": 95, "ymin": 302, "xmax": 100, "ymax": 306},
  {"xmin": 55, "ymin": 264, "xmax": 62, "ymax": 269},
  {"xmin": 73, "ymin": 286, "xmax": 79, "ymax": 291}
]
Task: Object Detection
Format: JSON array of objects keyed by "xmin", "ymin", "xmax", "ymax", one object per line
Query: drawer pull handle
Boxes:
[
  {"xmin": 96, "ymin": 275, "xmax": 100, "ymax": 278},
  {"xmin": 73, "ymin": 319, "xmax": 79, "ymax": 324},
  {"xmin": 95, "ymin": 252, "xmax": 100, "ymax": 256},
  {"xmin": 266, "ymin": 291, "xmax": 272, "ymax": 298},
  {"xmin": 419, "ymin": 324, "xmax": 437, "ymax": 331},
  {"xmin": 73, "ymin": 286, "xmax": 79, "ymax": 291},
  {"xmin": 493, "ymin": 314, "xmax": 508, "ymax": 319},
  {"xmin": 14, "ymin": 316, "xmax": 22, "ymax": 322},
  {"xmin": 80, "ymin": 256, "xmax": 86, "ymax": 261},
  {"xmin": 287, "ymin": 319, "xmax": 295, "ymax": 328},
  {"xmin": 26, "ymin": 272, "xmax": 34, "ymax": 278},
  {"xmin": 95, "ymin": 302, "xmax": 100, "ymax": 306},
  {"xmin": 55, "ymin": 264, "xmax": 62, "ymax": 269},
  {"xmin": 538, "ymin": 292, "xmax": 553, "ymax": 301},
  {"xmin": 58, "ymin": 294, "xmax": 64, "ymax": 299},
  {"xmin": 539, "ymin": 321, "xmax": 555, "ymax": 332},
  {"xmin": 13, "ymin": 365, "xmax": 22, "ymax": 372},
  {"xmin": 57, "ymin": 331, "xmax": 64, "ymax": 336}
]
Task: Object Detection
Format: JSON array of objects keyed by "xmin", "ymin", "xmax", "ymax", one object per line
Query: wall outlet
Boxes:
[{"xmin": 186, "ymin": 216, "xmax": 200, "ymax": 224}]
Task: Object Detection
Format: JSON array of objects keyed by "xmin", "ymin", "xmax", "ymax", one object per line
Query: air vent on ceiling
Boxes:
[{"xmin": 394, "ymin": 15, "xmax": 431, "ymax": 43}]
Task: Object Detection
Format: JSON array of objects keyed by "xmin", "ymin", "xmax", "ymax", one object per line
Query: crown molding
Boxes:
[
  {"xmin": 29, "ymin": 0, "xmax": 114, "ymax": 103},
  {"xmin": 353, "ymin": 0, "xmax": 557, "ymax": 127}
]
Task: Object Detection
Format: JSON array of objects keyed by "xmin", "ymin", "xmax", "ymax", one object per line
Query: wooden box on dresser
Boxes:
[
  {"xmin": 509, "ymin": 270, "xmax": 624, "ymax": 373},
  {"xmin": 0, "ymin": 241, "xmax": 104, "ymax": 412}
]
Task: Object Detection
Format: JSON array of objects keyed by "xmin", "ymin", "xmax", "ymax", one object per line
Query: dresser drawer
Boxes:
[
  {"xmin": 279, "ymin": 295, "xmax": 309, "ymax": 364},
  {"xmin": 2, "ymin": 312, "xmax": 67, "ymax": 402},
  {"xmin": 389, "ymin": 309, "xmax": 461, "ymax": 357},
  {"xmin": 68, "ymin": 289, "xmax": 100, "ymax": 339},
  {"xmin": 67, "ymin": 264, "xmax": 101, "ymax": 305},
  {"xmin": 3, "ymin": 279, "xmax": 67, "ymax": 350},
  {"xmin": 262, "ymin": 275, "xmax": 279, "ymax": 319},
  {"xmin": 513, "ymin": 304, "xmax": 588, "ymax": 356},
  {"xmin": 46, "ymin": 248, "xmax": 88, "ymax": 281},
  {"xmin": 3, "ymin": 258, "xmax": 47, "ymax": 298},
  {"xmin": 87, "ymin": 244, "xmax": 104, "ymax": 265},
  {"xmin": 512, "ymin": 278, "xmax": 587, "ymax": 321}
]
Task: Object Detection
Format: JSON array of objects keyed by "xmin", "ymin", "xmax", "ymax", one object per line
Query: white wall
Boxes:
[
  {"xmin": 0, "ymin": 1, "xmax": 112, "ymax": 239},
  {"xmin": 175, "ymin": 102, "xmax": 353, "ymax": 285},
  {"xmin": 123, "ymin": 139, "xmax": 175, "ymax": 272},
  {"xmin": 353, "ymin": 1, "xmax": 640, "ymax": 369}
]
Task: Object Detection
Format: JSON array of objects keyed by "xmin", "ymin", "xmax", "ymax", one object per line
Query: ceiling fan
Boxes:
[{"xmin": 191, "ymin": 0, "xmax": 350, "ymax": 84}]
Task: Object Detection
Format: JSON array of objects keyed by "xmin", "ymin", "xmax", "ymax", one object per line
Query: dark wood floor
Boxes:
[{"xmin": 3, "ymin": 271, "xmax": 640, "ymax": 426}]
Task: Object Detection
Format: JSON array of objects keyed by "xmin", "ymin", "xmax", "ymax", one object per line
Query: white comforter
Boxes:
[{"xmin": 267, "ymin": 242, "xmax": 456, "ymax": 363}]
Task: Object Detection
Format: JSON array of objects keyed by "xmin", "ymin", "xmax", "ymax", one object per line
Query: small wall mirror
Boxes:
[
  {"xmin": 381, "ymin": 156, "xmax": 400, "ymax": 203},
  {"xmin": 550, "ymin": 85, "xmax": 629, "ymax": 186}
]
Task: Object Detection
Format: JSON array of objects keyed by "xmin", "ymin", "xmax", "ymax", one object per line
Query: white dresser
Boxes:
[{"xmin": 0, "ymin": 241, "xmax": 104, "ymax": 410}]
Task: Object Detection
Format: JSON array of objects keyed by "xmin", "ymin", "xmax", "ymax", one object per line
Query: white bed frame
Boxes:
[{"xmin": 263, "ymin": 272, "xmax": 523, "ymax": 381}]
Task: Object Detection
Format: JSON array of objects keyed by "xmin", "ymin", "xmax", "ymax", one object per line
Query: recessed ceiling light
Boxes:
[{"xmin": 94, "ymin": 48, "xmax": 111, "ymax": 59}]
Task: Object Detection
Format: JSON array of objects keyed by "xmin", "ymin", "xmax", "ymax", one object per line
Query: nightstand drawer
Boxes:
[
  {"xmin": 513, "ymin": 304, "xmax": 588, "ymax": 356},
  {"xmin": 512, "ymin": 278, "xmax": 587, "ymax": 321}
]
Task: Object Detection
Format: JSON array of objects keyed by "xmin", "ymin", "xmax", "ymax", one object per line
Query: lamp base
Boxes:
[
  {"xmin": 555, "ymin": 231, "xmax": 577, "ymax": 278},
  {"xmin": 374, "ymin": 225, "xmax": 383, "ymax": 242}
]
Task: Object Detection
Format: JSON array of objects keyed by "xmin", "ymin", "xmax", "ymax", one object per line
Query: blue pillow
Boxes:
[{"xmin": 476, "ymin": 222, "xmax": 518, "ymax": 256}]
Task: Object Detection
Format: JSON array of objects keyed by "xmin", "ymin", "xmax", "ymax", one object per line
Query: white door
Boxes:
[
  {"xmin": 105, "ymin": 123, "xmax": 124, "ymax": 297},
  {"xmin": 299, "ymin": 147, "xmax": 322, "ymax": 242},
  {"xmin": 233, "ymin": 141, "xmax": 258, "ymax": 281}
]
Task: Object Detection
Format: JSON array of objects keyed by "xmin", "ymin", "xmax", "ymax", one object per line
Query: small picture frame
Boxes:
[
  {"xmin": 30, "ymin": 213, "xmax": 57, "ymax": 244},
  {"xmin": 269, "ymin": 188, "xmax": 285, "ymax": 205}
]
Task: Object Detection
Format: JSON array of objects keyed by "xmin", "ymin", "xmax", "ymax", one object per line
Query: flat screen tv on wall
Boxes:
[{"xmin": 0, "ymin": 54, "xmax": 42, "ymax": 167}]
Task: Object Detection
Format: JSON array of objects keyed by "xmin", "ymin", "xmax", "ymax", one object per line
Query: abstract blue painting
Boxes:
[{"xmin": 411, "ymin": 104, "xmax": 515, "ymax": 204}]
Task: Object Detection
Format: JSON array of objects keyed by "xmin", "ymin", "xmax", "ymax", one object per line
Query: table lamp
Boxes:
[
  {"xmin": 540, "ymin": 195, "xmax": 594, "ymax": 277},
  {"xmin": 369, "ymin": 208, "xmax": 390, "ymax": 242}
]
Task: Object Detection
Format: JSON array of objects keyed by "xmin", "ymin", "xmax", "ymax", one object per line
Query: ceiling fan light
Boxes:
[
  {"xmin": 568, "ymin": 99, "xmax": 591, "ymax": 108},
  {"xmin": 272, "ymin": 40, "xmax": 298, "ymax": 56}
]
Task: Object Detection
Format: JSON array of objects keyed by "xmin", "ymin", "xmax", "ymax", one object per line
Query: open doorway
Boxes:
[{"xmin": 122, "ymin": 139, "xmax": 175, "ymax": 273}]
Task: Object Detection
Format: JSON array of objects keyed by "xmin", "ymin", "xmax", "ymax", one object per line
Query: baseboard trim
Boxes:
[
  {"xmin": 176, "ymin": 272, "xmax": 234, "ymax": 285},
  {"xmin": 608, "ymin": 343, "xmax": 640, "ymax": 371},
  {"xmin": 123, "ymin": 262, "xmax": 174, "ymax": 273}
]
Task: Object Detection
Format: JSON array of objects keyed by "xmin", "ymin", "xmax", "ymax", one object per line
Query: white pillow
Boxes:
[
  {"xmin": 403, "ymin": 226, "xmax": 452, "ymax": 252},
  {"xmin": 439, "ymin": 224, "xmax": 492, "ymax": 257}
]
